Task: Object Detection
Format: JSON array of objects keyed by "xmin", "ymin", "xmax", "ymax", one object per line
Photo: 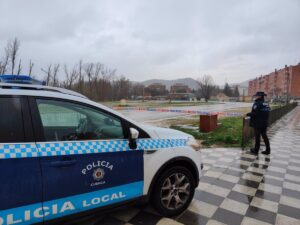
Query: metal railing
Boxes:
[
  {"xmin": 241, "ymin": 103, "xmax": 298, "ymax": 148},
  {"xmin": 268, "ymin": 103, "xmax": 297, "ymax": 125}
]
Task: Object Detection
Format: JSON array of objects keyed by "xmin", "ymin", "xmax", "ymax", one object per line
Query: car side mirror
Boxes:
[
  {"xmin": 129, "ymin": 128, "xmax": 139, "ymax": 149},
  {"xmin": 130, "ymin": 128, "xmax": 139, "ymax": 139}
]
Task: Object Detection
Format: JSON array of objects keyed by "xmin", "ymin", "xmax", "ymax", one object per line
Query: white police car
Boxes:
[{"xmin": 0, "ymin": 75, "xmax": 202, "ymax": 225}]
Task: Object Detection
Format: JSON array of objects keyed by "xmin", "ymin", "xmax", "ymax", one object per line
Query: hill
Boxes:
[
  {"xmin": 140, "ymin": 78, "xmax": 199, "ymax": 90},
  {"xmin": 139, "ymin": 77, "xmax": 249, "ymax": 90}
]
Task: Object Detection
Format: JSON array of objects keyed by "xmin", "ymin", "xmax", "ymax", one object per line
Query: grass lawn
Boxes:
[{"xmin": 170, "ymin": 116, "xmax": 243, "ymax": 147}]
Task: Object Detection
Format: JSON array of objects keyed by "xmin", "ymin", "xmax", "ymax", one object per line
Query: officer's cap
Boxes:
[{"xmin": 253, "ymin": 91, "xmax": 267, "ymax": 97}]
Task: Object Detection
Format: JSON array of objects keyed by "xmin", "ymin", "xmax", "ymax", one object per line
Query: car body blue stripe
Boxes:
[
  {"xmin": 0, "ymin": 181, "xmax": 143, "ymax": 225},
  {"xmin": 0, "ymin": 138, "xmax": 189, "ymax": 159}
]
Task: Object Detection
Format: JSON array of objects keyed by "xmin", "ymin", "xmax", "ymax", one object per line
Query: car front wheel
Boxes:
[{"xmin": 152, "ymin": 166, "xmax": 195, "ymax": 216}]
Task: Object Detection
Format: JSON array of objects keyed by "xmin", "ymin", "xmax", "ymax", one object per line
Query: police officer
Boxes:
[{"xmin": 247, "ymin": 91, "xmax": 271, "ymax": 155}]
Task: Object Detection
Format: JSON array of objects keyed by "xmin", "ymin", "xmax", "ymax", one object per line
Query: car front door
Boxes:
[
  {"xmin": 0, "ymin": 96, "xmax": 43, "ymax": 225},
  {"xmin": 30, "ymin": 98, "xmax": 144, "ymax": 223}
]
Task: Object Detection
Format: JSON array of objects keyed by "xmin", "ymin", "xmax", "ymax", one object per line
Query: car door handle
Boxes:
[{"xmin": 50, "ymin": 159, "xmax": 77, "ymax": 167}]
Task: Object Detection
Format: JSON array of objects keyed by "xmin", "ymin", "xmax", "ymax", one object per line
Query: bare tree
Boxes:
[
  {"xmin": 7, "ymin": 38, "xmax": 20, "ymax": 75},
  {"xmin": 1, "ymin": 39, "xmax": 34, "ymax": 76},
  {"xmin": 0, "ymin": 46, "xmax": 10, "ymax": 75},
  {"xmin": 41, "ymin": 64, "xmax": 59, "ymax": 86},
  {"xmin": 94, "ymin": 63, "xmax": 103, "ymax": 79},
  {"xmin": 1, "ymin": 37, "xmax": 139, "ymax": 102},
  {"xmin": 99, "ymin": 67, "xmax": 116, "ymax": 101},
  {"xmin": 84, "ymin": 63, "xmax": 94, "ymax": 98},
  {"xmin": 64, "ymin": 64, "xmax": 79, "ymax": 89},
  {"xmin": 28, "ymin": 60, "xmax": 34, "ymax": 76},
  {"xmin": 77, "ymin": 60, "xmax": 84, "ymax": 92},
  {"xmin": 93, "ymin": 63, "xmax": 103, "ymax": 100},
  {"xmin": 0, "ymin": 37, "xmax": 139, "ymax": 101},
  {"xmin": 0, "ymin": 62, "xmax": 4, "ymax": 75},
  {"xmin": 197, "ymin": 75, "xmax": 215, "ymax": 102},
  {"xmin": 52, "ymin": 64, "xmax": 60, "ymax": 86},
  {"xmin": 17, "ymin": 59, "xmax": 22, "ymax": 75},
  {"xmin": 41, "ymin": 64, "xmax": 52, "ymax": 85}
]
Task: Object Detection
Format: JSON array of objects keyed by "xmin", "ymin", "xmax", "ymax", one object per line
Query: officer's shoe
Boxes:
[
  {"xmin": 250, "ymin": 148, "xmax": 259, "ymax": 154},
  {"xmin": 262, "ymin": 149, "xmax": 270, "ymax": 155}
]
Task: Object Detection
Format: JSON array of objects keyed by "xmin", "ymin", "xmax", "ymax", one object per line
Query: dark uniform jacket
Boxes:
[{"xmin": 247, "ymin": 99, "xmax": 270, "ymax": 128}]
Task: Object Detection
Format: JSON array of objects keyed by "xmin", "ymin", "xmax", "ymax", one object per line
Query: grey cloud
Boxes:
[{"xmin": 0, "ymin": 0, "xmax": 299, "ymax": 84}]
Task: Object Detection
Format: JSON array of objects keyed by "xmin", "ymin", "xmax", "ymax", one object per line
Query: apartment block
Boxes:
[{"xmin": 248, "ymin": 63, "xmax": 300, "ymax": 98}]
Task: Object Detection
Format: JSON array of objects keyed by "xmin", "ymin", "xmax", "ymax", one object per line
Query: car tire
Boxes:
[{"xmin": 151, "ymin": 166, "xmax": 195, "ymax": 217}]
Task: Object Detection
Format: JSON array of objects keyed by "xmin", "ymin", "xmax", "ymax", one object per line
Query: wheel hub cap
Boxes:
[{"xmin": 160, "ymin": 172, "xmax": 191, "ymax": 210}]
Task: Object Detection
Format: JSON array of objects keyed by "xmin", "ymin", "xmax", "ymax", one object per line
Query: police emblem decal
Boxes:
[{"xmin": 93, "ymin": 168, "xmax": 105, "ymax": 181}]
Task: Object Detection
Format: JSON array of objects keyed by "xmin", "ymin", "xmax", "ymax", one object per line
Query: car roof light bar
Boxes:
[{"xmin": 0, "ymin": 75, "xmax": 45, "ymax": 85}]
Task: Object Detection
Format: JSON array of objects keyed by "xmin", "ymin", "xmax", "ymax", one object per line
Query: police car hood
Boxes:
[{"xmin": 140, "ymin": 124, "xmax": 193, "ymax": 139}]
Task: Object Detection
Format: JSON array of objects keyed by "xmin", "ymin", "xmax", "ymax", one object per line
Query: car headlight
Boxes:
[{"xmin": 187, "ymin": 137, "xmax": 201, "ymax": 151}]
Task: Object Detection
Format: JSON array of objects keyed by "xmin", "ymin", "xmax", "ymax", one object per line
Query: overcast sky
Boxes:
[{"xmin": 1, "ymin": 0, "xmax": 300, "ymax": 85}]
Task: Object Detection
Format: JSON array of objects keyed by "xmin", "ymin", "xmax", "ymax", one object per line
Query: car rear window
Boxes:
[{"xmin": 0, "ymin": 97, "xmax": 25, "ymax": 143}]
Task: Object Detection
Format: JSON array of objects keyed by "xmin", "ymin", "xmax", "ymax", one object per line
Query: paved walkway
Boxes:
[{"xmin": 65, "ymin": 106, "xmax": 300, "ymax": 225}]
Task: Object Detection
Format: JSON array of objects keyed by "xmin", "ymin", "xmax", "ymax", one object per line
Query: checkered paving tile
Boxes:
[{"xmin": 63, "ymin": 106, "xmax": 300, "ymax": 225}]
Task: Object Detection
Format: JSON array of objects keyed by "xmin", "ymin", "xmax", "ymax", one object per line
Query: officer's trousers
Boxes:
[{"xmin": 254, "ymin": 127, "xmax": 270, "ymax": 151}]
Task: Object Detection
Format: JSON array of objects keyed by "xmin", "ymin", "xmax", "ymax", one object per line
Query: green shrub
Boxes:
[{"xmin": 170, "ymin": 116, "xmax": 243, "ymax": 147}]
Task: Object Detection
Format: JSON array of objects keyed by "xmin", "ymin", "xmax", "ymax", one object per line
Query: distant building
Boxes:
[
  {"xmin": 212, "ymin": 93, "xmax": 229, "ymax": 102},
  {"xmin": 146, "ymin": 83, "xmax": 168, "ymax": 97},
  {"xmin": 169, "ymin": 83, "xmax": 194, "ymax": 100},
  {"xmin": 248, "ymin": 63, "xmax": 300, "ymax": 99},
  {"xmin": 169, "ymin": 93, "xmax": 195, "ymax": 101},
  {"xmin": 131, "ymin": 84, "xmax": 145, "ymax": 99},
  {"xmin": 239, "ymin": 96, "xmax": 252, "ymax": 102},
  {"xmin": 170, "ymin": 83, "xmax": 191, "ymax": 94}
]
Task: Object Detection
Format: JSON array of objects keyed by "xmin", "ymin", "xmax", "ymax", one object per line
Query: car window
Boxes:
[
  {"xmin": 0, "ymin": 97, "xmax": 25, "ymax": 143},
  {"xmin": 36, "ymin": 99, "xmax": 124, "ymax": 141}
]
